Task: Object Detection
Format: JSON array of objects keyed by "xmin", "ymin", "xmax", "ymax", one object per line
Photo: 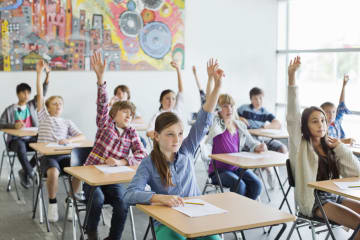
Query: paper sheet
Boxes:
[
  {"xmin": 22, "ymin": 127, "xmax": 38, "ymax": 131},
  {"xmin": 46, "ymin": 142, "xmax": 81, "ymax": 149},
  {"xmin": 227, "ymin": 152, "xmax": 263, "ymax": 159},
  {"xmin": 333, "ymin": 181, "xmax": 360, "ymax": 190},
  {"xmin": 95, "ymin": 165, "xmax": 135, "ymax": 174},
  {"xmin": 172, "ymin": 199, "xmax": 228, "ymax": 217},
  {"xmin": 258, "ymin": 129, "xmax": 284, "ymax": 134}
]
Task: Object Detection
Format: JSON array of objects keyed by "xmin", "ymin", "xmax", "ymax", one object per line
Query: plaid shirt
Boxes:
[
  {"xmin": 84, "ymin": 83, "xmax": 147, "ymax": 166},
  {"xmin": 328, "ymin": 101, "xmax": 351, "ymax": 139}
]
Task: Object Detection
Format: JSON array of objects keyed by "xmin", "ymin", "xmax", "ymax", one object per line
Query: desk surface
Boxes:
[
  {"xmin": 210, "ymin": 151, "xmax": 288, "ymax": 169},
  {"xmin": 64, "ymin": 165, "xmax": 137, "ymax": 186},
  {"xmin": 137, "ymin": 192, "xmax": 295, "ymax": 238},
  {"xmin": 1, "ymin": 128, "xmax": 38, "ymax": 137},
  {"xmin": 29, "ymin": 140, "xmax": 93, "ymax": 156},
  {"xmin": 248, "ymin": 129, "xmax": 289, "ymax": 139},
  {"xmin": 308, "ymin": 177, "xmax": 360, "ymax": 201}
]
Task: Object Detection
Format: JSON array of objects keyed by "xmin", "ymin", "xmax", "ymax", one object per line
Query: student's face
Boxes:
[
  {"xmin": 219, "ymin": 104, "xmax": 234, "ymax": 121},
  {"xmin": 323, "ymin": 106, "xmax": 336, "ymax": 124},
  {"xmin": 250, "ymin": 94, "xmax": 263, "ymax": 109},
  {"xmin": 307, "ymin": 111, "xmax": 327, "ymax": 139},
  {"xmin": 161, "ymin": 92, "xmax": 176, "ymax": 111},
  {"xmin": 113, "ymin": 108, "xmax": 133, "ymax": 128},
  {"xmin": 17, "ymin": 90, "xmax": 30, "ymax": 104},
  {"xmin": 47, "ymin": 98, "xmax": 63, "ymax": 117},
  {"xmin": 155, "ymin": 122, "xmax": 184, "ymax": 155},
  {"xmin": 115, "ymin": 90, "xmax": 129, "ymax": 101}
]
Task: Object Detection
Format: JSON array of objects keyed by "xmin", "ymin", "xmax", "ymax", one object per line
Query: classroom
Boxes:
[{"xmin": 1, "ymin": 0, "xmax": 360, "ymax": 239}]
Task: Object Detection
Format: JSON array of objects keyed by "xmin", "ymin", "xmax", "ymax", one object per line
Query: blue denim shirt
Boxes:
[{"xmin": 124, "ymin": 109, "xmax": 213, "ymax": 207}]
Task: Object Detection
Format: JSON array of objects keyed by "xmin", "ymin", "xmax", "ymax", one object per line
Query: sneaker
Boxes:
[
  {"xmin": 265, "ymin": 169, "xmax": 275, "ymax": 190},
  {"xmin": 18, "ymin": 169, "xmax": 31, "ymax": 189},
  {"xmin": 47, "ymin": 203, "xmax": 59, "ymax": 222}
]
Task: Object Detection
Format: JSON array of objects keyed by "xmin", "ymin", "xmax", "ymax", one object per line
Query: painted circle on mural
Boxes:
[
  {"xmin": 174, "ymin": 0, "xmax": 184, "ymax": 9},
  {"xmin": 159, "ymin": 2, "xmax": 172, "ymax": 18},
  {"xmin": 119, "ymin": 11, "xmax": 143, "ymax": 37},
  {"xmin": 123, "ymin": 37, "xmax": 140, "ymax": 55},
  {"xmin": 127, "ymin": 0, "xmax": 136, "ymax": 11},
  {"xmin": 140, "ymin": 0, "xmax": 164, "ymax": 10},
  {"xmin": 141, "ymin": 9, "xmax": 155, "ymax": 23},
  {"xmin": 172, "ymin": 43, "xmax": 184, "ymax": 69},
  {"xmin": 139, "ymin": 21, "xmax": 172, "ymax": 59}
]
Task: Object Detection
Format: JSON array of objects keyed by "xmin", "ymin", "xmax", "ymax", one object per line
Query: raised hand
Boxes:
[
  {"xmin": 213, "ymin": 65, "xmax": 224, "ymax": 89},
  {"xmin": 343, "ymin": 75, "xmax": 349, "ymax": 86},
  {"xmin": 288, "ymin": 56, "xmax": 301, "ymax": 86},
  {"xmin": 170, "ymin": 61, "xmax": 179, "ymax": 70},
  {"xmin": 91, "ymin": 51, "xmax": 106, "ymax": 85},
  {"xmin": 207, "ymin": 58, "xmax": 218, "ymax": 78},
  {"xmin": 44, "ymin": 61, "xmax": 51, "ymax": 74},
  {"xmin": 192, "ymin": 65, "xmax": 196, "ymax": 74},
  {"xmin": 36, "ymin": 59, "xmax": 45, "ymax": 74}
]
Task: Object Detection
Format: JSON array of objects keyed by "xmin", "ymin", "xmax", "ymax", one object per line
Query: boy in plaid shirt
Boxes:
[
  {"xmin": 84, "ymin": 52, "xmax": 147, "ymax": 240},
  {"xmin": 321, "ymin": 75, "xmax": 355, "ymax": 145}
]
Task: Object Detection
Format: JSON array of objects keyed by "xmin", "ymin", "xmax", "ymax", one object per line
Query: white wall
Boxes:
[{"xmin": 0, "ymin": 0, "xmax": 278, "ymax": 143}]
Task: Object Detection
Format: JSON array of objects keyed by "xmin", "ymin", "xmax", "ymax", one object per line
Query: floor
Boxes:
[{"xmin": 0, "ymin": 152, "xmax": 354, "ymax": 240}]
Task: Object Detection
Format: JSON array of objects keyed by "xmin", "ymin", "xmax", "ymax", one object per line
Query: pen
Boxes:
[
  {"xmin": 184, "ymin": 202, "xmax": 204, "ymax": 205},
  {"xmin": 348, "ymin": 186, "xmax": 360, "ymax": 188}
]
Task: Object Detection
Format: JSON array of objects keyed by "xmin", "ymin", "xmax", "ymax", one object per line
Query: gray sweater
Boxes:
[{"xmin": 0, "ymin": 81, "xmax": 48, "ymax": 142}]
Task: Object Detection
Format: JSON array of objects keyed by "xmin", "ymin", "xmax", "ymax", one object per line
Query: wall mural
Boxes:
[{"xmin": 0, "ymin": 0, "xmax": 185, "ymax": 71}]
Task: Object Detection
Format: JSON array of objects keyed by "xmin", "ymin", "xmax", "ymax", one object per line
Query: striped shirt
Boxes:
[
  {"xmin": 237, "ymin": 104, "xmax": 276, "ymax": 129},
  {"xmin": 328, "ymin": 101, "xmax": 351, "ymax": 139},
  {"xmin": 37, "ymin": 107, "xmax": 82, "ymax": 143},
  {"xmin": 84, "ymin": 83, "xmax": 147, "ymax": 166}
]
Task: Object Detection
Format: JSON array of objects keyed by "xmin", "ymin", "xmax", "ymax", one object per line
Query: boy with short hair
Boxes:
[
  {"xmin": 237, "ymin": 87, "xmax": 288, "ymax": 189},
  {"xmin": 321, "ymin": 75, "xmax": 355, "ymax": 145},
  {"xmin": 0, "ymin": 68, "xmax": 50, "ymax": 188}
]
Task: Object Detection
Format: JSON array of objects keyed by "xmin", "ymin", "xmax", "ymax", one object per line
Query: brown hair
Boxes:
[
  {"xmin": 151, "ymin": 112, "xmax": 181, "ymax": 187},
  {"xmin": 109, "ymin": 100, "xmax": 136, "ymax": 119},
  {"xmin": 249, "ymin": 87, "xmax": 264, "ymax": 99},
  {"xmin": 320, "ymin": 101, "xmax": 335, "ymax": 110},
  {"xmin": 301, "ymin": 106, "xmax": 339, "ymax": 178},
  {"xmin": 45, "ymin": 96, "xmax": 64, "ymax": 108},
  {"xmin": 159, "ymin": 89, "xmax": 175, "ymax": 110},
  {"xmin": 114, "ymin": 85, "xmax": 131, "ymax": 100}
]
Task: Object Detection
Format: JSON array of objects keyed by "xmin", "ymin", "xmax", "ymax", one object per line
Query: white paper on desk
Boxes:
[
  {"xmin": 259, "ymin": 129, "xmax": 284, "ymax": 134},
  {"xmin": 95, "ymin": 165, "xmax": 134, "ymax": 174},
  {"xmin": 22, "ymin": 127, "xmax": 38, "ymax": 131},
  {"xmin": 172, "ymin": 199, "xmax": 228, "ymax": 218},
  {"xmin": 333, "ymin": 182, "xmax": 360, "ymax": 190},
  {"xmin": 227, "ymin": 152, "xmax": 263, "ymax": 159},
  {"xmin": 46, "ymin": 142, "xmax": 81, "ymax": 149}
]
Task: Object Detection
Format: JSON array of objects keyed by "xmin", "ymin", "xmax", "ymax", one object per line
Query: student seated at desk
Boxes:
[
  {"xmin": 0, "ymin": 65, "xmax": 50, "ymax": 188},
  {"xmin": 84, "ymin": 52, "xmax": 147, "ymax": 240},
  {"xmin": 35, "ymin": 60, "xmax": 85, "ymax": 222},
  {"xmin": 237, "ymin": 87, "xmax": 288, "ymax": 189},
  {"xmin": 287, "ymin": 56, "xmax": 360, "ymax": 237},
  {"xmin": 124, "ymin": 59, "xmax": 223, "ymax": 240},
  {"xmin": 146, "ymin": 60, "xmax": 184, "ymax": 139},
  {"xmin": 206, "ymin": 94, "xmax": 265, "ymax": 200},
  {"xmin": 320, "ymin": 74, "xmax": 356, "ymax": 145}
]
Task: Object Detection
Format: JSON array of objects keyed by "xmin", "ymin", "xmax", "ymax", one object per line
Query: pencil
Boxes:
[
  {"xmin": 184, "ymin": 202, "xmax": 204, "ymax": 205},
  {"xmin": 348, "ymin": 186, "xmax": 360, "ymax": 188}
]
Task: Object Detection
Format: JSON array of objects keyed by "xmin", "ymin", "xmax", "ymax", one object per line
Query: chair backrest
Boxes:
[
  {"xmin": 200, "ymin": 142, "xmax": 211, "ymax": 171},
  {"xmin": 286, "ymin": 159, "xmax": 295, "ymax": 187},
  {"xmin": 70, "ymin": 147, "xmax": 93, "ymax": 167}
]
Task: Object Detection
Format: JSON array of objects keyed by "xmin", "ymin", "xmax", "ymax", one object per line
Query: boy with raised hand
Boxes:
[
  {"xmin": 237, "ymin": 87, "xmax": 288, "ymax": 189},
  {"xmin": 0, "ymin": 64, "xmax": 50, "ymax": 189},
  {"xmin": 321, "ymin": 75, "xmax": 355, "ymax": 145}
]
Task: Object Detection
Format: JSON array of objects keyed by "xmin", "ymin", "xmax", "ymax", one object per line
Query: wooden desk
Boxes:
[
  {"xmin": 308, "ymin": 177, "xmax": 360, "ymax": 239},
  {"xmin": 29, "ymin": 140, "xmax": 93, "ymax": 156},
  {"xmin": 248, "ymin": 129, "xmax": 289, "ymax": 139},
  {"xmin": 137, "ymin": 192, "xmax": 295, "ymax": 239},
  {"xmin": 351, "ymin": 146, "xmax": 360, "ymax": 155},
  {"xmin": 1, "ymin": 128, "xmax": 38, "ymax": 137}
]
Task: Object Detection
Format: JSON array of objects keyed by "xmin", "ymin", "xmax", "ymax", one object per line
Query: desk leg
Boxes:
[
  {"xmin": 273, "ymin": 167, "xmax": 292, "ymax": 213},
  {"xmin": 212, "ymin": 160, "xmax": 224, "ymax": 193},
  {"xmin": 314, "ymin": 190, "xmax": 336, "ymax": 240},
  {"xmin": 149, "ymin": 217, "xmax": 157, "ymax": 240},
  {"xmin": 68, "ymin": 176, "xmax": 84, "ymax": 240},
  {"xmin": 274, "ymin": 223, "xmax": 287, "ymax": 240},
  {"xmin": 83, "ymin": 186, "xmax": 95, "ymax": 235}
]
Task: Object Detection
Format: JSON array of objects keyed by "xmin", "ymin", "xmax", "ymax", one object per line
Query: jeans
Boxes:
[
  {"xmin": 9, "ymin": 136, "xmax": 37, "ymax": 177},
  {"xmin": 84, "ymin": 183, "xmax": 128, "ymax": 240},
  {"xmin": 155, "ymin": 224, "xmax": 221, "ymax": 240},
  {"xmin": 211, "ymin": 168, "xmax": 262, "ymax": 200}
]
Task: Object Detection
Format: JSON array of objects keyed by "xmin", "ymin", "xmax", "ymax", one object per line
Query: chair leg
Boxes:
[
  {"xmin": 62, "ymin": 198, "xmax": 70, "ymax": 240},
  {"xmin": 286, "ymin": 221, "xmax": 297, "ymax": 240},
  {"xmin": 129, "ymin": 206, "xmax": 137, "ymax": 240},
  {"xmin": 310, "ymin": 221, "xmax": 317, "ymax": 240},
  {"xmin": 257, "ymin": 169, "xmax": 271, "ymax": 203},
  {"xmin": 7, "ymin": 154, "xmax": 20, "ymax": 200},
  {"xmin": 0, "ymin": 150, "xmax": 5, "ymax": 180},
  {"xmin": 143, "ymin": 221, "xmax": 150, "ymax": 240}
]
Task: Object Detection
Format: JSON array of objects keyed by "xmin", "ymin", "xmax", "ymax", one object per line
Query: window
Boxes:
[{"xmin": 277, "ymin": 0, "xmax": 360, "ymax": 140}]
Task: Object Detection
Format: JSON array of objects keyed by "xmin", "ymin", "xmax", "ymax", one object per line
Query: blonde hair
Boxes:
[
  {"xmin": 218, "ymin": 94, "xmax": 235, "ymax": 107},
  {"xmin": 45, "ymin": 96, "xmax": 64, "ymax": 108},
  {"xmin": 109, "ymin": 100, "xmax": 136, "ymax": 119}
]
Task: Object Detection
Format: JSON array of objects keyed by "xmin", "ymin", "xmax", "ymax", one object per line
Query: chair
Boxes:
[
  {"xmin": 285, "ymin": 159, "xmax": 340, "ymax": 240},
  {"xmin": 199, "ymin": 142, "xmax": 220, "ymax": 195}
]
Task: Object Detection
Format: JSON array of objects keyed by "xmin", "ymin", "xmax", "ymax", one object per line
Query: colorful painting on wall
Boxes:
[{"xmin": 0, "ymin": 0, "xmax": 185, "ymax": 71}]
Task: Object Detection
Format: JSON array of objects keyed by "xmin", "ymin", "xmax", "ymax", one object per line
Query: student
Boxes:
[
  {"xmin": 287, "ymin": 56, "xmax": 360, "ymax": 237},
  {"xmin": 146, "ymin": 61, "xmax": 184, "ymax": 139},
  {"xmin": 206, "ymin": 94, "xmax": 265, "ymax": 200},
  {"xmin": 36, "ymin": 60, "xmax": 85, "ymax": 222},
  {"xmin": 320, "ymin": 75, "xmax": 355, "ymax": 145},
  {"xmin": 83, "ymin": 52, "xmax": 147, "ymax": 240},
  {"xmin": 0, "ymin": 67, "xmax": 50, "ymax": 188},
  {"xmin": 124, "ymin": 59, "xmax": 224, "ymax": 240},
  {"xmin": 237, "ymin": 87, "xmax": 288, "ymax": 188},
  {"xmin": 192, "ymin": 65, "xmax": 206, "ymax": 106}
]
